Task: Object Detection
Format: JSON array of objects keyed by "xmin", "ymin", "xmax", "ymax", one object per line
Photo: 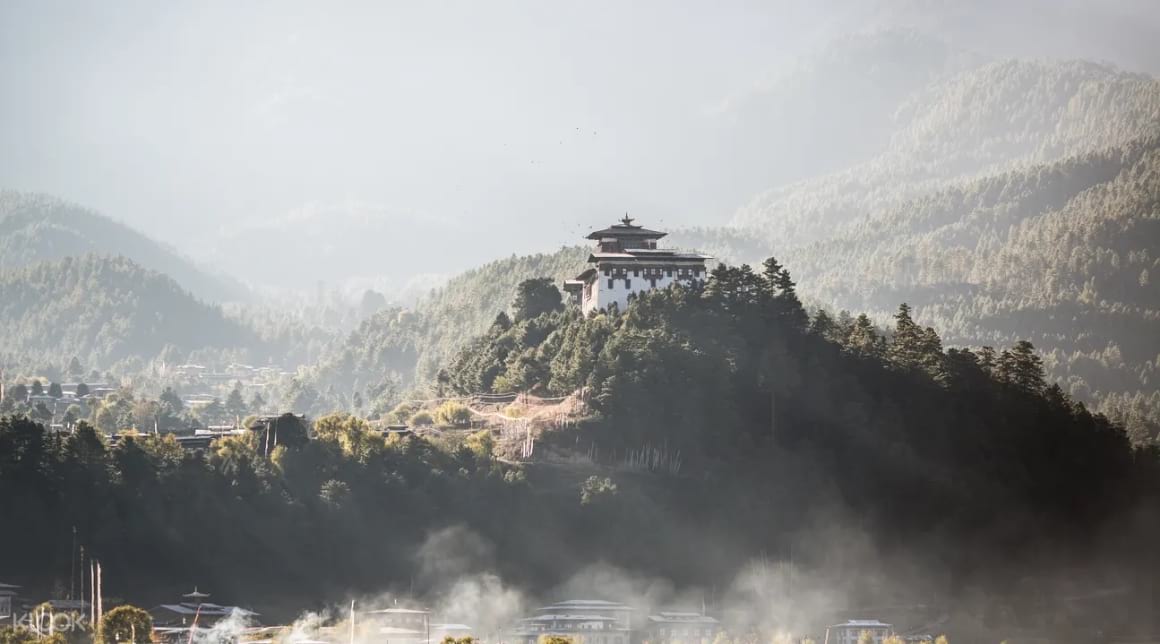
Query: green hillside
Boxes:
[
  {"xmin": 0, "ymin": 255, "xmax": 259, "ymax": 369},
  {"xmin": 782, "ymin": 135, "xmax": 1160, "ymax": 437},
  {"xmin": 732, "ymin": 59, "xmax": 1160, "ymax": 247},
  {"xmin": 311, "ymin": 247, "xmax": 589, "ymax": 400},
  {"xmin": 0, "ymin": 192, "xmax": 248, "ymax": 302}
]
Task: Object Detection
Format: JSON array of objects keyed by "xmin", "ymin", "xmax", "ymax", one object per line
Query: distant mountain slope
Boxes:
[
  {"xmin": 313, "ymin": 247, "xmax": 589, "ymax": 396},
  {"xmin": 0, "ymin": 192, "xmax": 248, "ymax": 302},
  {"xmin": 732, "ymin": 59, "xmax": 1160, "ymax": 247},
  {"xmin": 698, "ymin": 29, "xmax": 982, "ymax": 199},
  {"xmin": 0, "ymin": 255, "xmax": 259, "ymax": 368},
  {"xmin": 785, "ymin": 134, "xmax": 1160, "ymax": 435}
]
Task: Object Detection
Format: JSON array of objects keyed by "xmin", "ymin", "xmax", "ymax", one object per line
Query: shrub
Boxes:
[
  {"xmin": 435, "ymin": 401, "xmax": 472, "ymax": 428},
  {"xmin": 465, "ymin": 429, "xmax": 495, "ymax": 459},
  {"xmin": 580, "ymin": 476, "xmax": 618, "ymax": 505},
  {"xmin": 389, "ymin": 402, "xmax": 417, "ymax": 424},
  {"xmin": 409, "ymin": 410, "xmax": 435, "ymax": 426},
  {"xmin": 97, "ymin": 605, "xmax": 152, "ymax": 644}
]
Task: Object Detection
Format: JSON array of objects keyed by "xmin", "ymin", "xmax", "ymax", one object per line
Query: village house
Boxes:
[
  {"xmin": 150, "ymin": 588, "xmax": 258, "ymax": 630},
  {"xmin": 364, "ymin": 607, "xmax": 431, "ymax": 644},
  {"xmin": 824, "ymin": 619, "xmax": 893, "ymax": 644},
  {"xmin": 643, "ymin": 611, "xmax": 721, "ymax": 644},
  {"xmin": 0, "ymin": 582, "xmax": 18, "ymax": 620},
  {"xmin": 511, "ymin": 600, "xmax": 634, "ymax": 644},
  {"xmin": 564, "ymin": 217, "xmax": 711, "ymax": 315}
]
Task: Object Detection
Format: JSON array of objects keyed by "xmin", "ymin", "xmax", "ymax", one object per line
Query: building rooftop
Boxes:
[
  {"xmin": 538, "ymin": 599, "xmax": 632, "ymax": 611},
  {"xmin": 830, "ymin": 619, "xmax": 891, "ymax": 628},
  {"xmin": 522, "ymin": 614, "xmax": 620, "ymax": 622},
  {"xmin": 648, "ymin": 612, "xmax": 719, "ymax": 624},
  {"xmin": 589, "ymin": 251, "xmax": 710, "ymax": 262},
  {"xmin": 155, "ymin": 602, "xmax": 257, "ymax": 617},
  {"xmin": 586, "ymin": 216, "xmax": 667, "ymax": 240},
  {"xmin": 378, "ymin": 627, "xmax": 424, "ymax": 636}
]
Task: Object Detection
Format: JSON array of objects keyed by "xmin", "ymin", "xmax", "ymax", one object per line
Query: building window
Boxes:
[
  {"xmin": 633, "ymin": 269, "xmax": 639, "ymax": 277},
  {"xmin": 667, "ymin": 269, "xmax": 672, "ymax": 277},
  {"xmin": 608, "ymin": 279, "xmax": 613, "ymax": 289},
  {"xmin": 604, "ymin": 268, "xmax": 610, "ymax": 276},
  {"xmin": 625, "ymin": 279, "xmax": 632, "ymax": 289}
]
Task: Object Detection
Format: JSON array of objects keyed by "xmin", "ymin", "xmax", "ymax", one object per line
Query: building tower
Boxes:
[{"xmin": 563, "ymin": 216, "xmax": 711, "ymax": 315}]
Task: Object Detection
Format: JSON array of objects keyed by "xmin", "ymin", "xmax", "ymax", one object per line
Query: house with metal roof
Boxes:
[
  {"xmin": 363, "ymin": 606, "xmax": 432, "ymax": 644},
  {"xmin": 824, "ymin": 619, "xmax": 893, "ymax": 644},
  {"xmin": 149, "ymin": 588, "xmax": 258, "ymax": 629},
  {"xmin": 0, "ymin": 582, "xmax": 19, "ymax": 620},
  {"xmin": 644, "ymin": 611, "xmax": 721, "ymax": 644},
  {"xmin": 564, "ymin": 216, "xmax": 711, "ymax": 315},
  {"xmin": 509, "ymin": 599, "xmax": 635, "ymax": 644}
]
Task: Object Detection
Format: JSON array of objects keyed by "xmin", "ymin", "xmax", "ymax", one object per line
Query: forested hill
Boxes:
[
  {"xmin": 311, "ymin": 247, "xmax": 588, "ymax": 399},
  {"xmin": 782, "ymin": 135, "xmax": 1160, "ymax": 436},
  {"xmin": 0, "ymin": 255, "xmax": 259, "ymax": 370},
  {"xmin": 0, "ymin": 192, "xmax": 247, "ymax": 302},
  {"xmin": 5, "ymin": 266, "xmax": 1159, "ymax": 640},
  {"xmin": 732, "ymin": 59, "xmax": 1160, "ymax": 247},
  {"xmin": 432, "ymin": 267, "xmax": 1157, "ymax": 635}
]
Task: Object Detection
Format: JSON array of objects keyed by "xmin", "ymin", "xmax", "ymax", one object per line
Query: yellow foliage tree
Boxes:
[
  {"xmin": 465, "ymin": 429, "xmax": 495, "ymax": 459},
  {"xmin": 97, "ymin": 605, "xmax": 152, "ymax": 644},
  {"xmin": 435, "ymin": 401, "xmax": 472, "ymax": 428}
]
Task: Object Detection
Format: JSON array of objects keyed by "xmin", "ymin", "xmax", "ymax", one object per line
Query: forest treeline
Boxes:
[
  {"xmin": 4, "ymin": 263, "xmax": 1159, "ymax": 636},
  {"xmin": 732, "ymin": 59, "xmax": 1160, "ymax": 247},
  {"xmin": 782, "ymin": 134, "xmax": 1160, "ymax": 440},
  {"xmin": 3, "ymin": 59, "xmax": 1158, "ymax": 443},
  {"xmin": 0, "ymin": 254, "xmax": 342, "ymax": 379},
  {"xmin": 0, "ymin": 255, "xmax": 258, "ymax": 368},
  {"xmin": 0, "ymin": 192, "xmax": 246, "ymax": 302}
]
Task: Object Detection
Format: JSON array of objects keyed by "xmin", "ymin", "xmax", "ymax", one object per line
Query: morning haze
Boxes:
[
  {"xmin": 3, "ymin": 0, "xmax": 1157, "ymax": 290},
  {"xmin": 1, "ymin": 2, "xmax": 1160, "ymax": 643}
]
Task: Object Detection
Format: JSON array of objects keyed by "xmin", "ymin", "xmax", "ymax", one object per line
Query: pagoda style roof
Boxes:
[
  {"xmin": 586, "ymin": 215, "xmax": 667, "ymax": 240},
  {"xmin": 154, "ymin": 603, "xmax": 257, "ymax": 617},
  {"xmin": 647, "ymin": 612, "xmax": 719, "ymax": 624},
  {"xmin": 588, "ymin": 251, "xmax": 711, "ymax": 263}
]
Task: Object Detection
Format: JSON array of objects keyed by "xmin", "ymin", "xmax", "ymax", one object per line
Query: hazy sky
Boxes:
[
  {"xmin": 2, "ymin": 0, "xmax": 1158, "ymax": 287},
  {"xmin": 0, "ymin": 2, "xmax": 834, "ymax": 240}
]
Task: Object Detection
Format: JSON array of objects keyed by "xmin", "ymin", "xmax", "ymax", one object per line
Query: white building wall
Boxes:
[{"xmin": 582, "ymin": 269, "xmax": 700, "ymax": 315}]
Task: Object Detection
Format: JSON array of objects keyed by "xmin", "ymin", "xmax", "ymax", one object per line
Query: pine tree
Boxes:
[
  {"xmin": 159, "ymin": 387, "xmax": 183, "ymax": 415},
  {"xmin": 846, "ymin": 314, "xmax": 881, "ymax": 358},
  {"xmin": 919, "ymin": 326, "xmax": 947, "ymax": 383},
  {"xmin": 978, "ymin": 346, "xmax": 997, "ymax": 375},
  {"xmin": 810, "ymin": 309, "xmax": 837, "ymax": 339},
  {"xmin": 249, "ymin": 391, "xmax": 266, "ymax": 414},
  {"xmin": 889, "ymin": 303, "xmax": 924, "ymax": 369},
  {"xmin": 1009, "ymin": 340, "xmax": 1046, "ymax": 393},
  {"xmin": 225, "ymin": 383, "xmax": 247, "ymax": 418}
]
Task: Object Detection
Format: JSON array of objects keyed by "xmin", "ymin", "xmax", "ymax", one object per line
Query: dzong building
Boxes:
[{"xmin": 564, "ymin": 216, "xmax": 711, "ymax": 315}]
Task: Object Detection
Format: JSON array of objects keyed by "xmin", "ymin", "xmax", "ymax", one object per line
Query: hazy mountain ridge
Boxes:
[
  {"xmin": 700, "ymin": 29, "xmax": 983, "ymax": 198},
  {"xmin": 0, "ymin": 254, "xmax": 259, "ymax": 370},
  {"xmin": 0, "ymin": 192, "xmax": 249, "ymax": 302},
  {"xmin": 778, "ymin": 134, "xmax": 1160, "ymax": 436},
  {"xmin": 310, "ymin": 247, "xmax": 589, "ymax": 402},
  {"xmin": 733, "ymin": 59, "xmax": 1160, "ymax": 247}
]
